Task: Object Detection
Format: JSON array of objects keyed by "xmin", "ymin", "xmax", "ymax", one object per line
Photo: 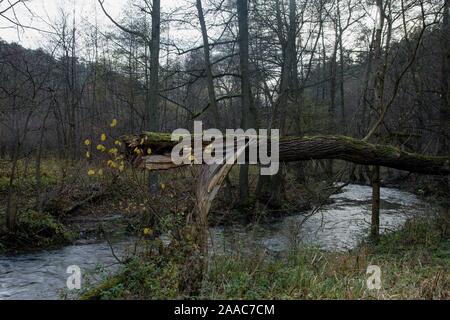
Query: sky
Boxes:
[
  {"xmin": 0, "ymin": 0, "xmax": 197, "ymax": 50},
  {"xmin": 0, "ymin": 0, "xmax": 385, "ymax": 65}
]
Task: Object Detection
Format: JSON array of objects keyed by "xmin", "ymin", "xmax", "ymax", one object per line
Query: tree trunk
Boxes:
[
  {"xmin": 36, "ymin": 106, "xmax": 52, "ymax": 214},
  {"xmin": 5, "ymin": 148, "xmax": 19, "ymax": 232},
  {"xmin": 368, "ymin": 0, "xmax": 386, "ymax": 239},
  {"xmin": 237, "ymin": 0, "xmax": 256, "ymax": 205},
  {"xmin": 371, "ymin": 165, "xmax": 380, "ymax": 241},
  {"xmin": 441, "ymin": 0, "xmax": 450, "ymax": 155},
  {"xmin": 268, "ymin": 0, "xmax": 298, "ymax": 207},
  {"xmin": 196, "ymin": 0, "xmax": 221, "ymax": 126},
  {"xmin": 148, "ymin": 0, "xmax": 161, "ymax": 193},
  {"xmin": 196, "ymin": 0, "xmax": 233, "ymax": 201},
  {"xmin": 338, "ymin": 23, "xmax": 346, "ymax": 133},
  {"xmin": 123, "ymin": 133, "xmax": 450, "ymax": 176}
]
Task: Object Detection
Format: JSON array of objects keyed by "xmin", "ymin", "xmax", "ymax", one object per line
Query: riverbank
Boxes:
[
  {"xmin": 0, "ymin": 159, "xmax": 139, "ymax": 253},
  {"xmin": 0, "ymin": 159, "xmax": 320, "ymax": 253},
  {"xmin": 2, "ymin": 156, "xmax": 445, "ymax": 255},
  {"xmin": 203, "ymin": 218, "xmax": 449, "ymax": 299},
  {"xmin": 79, "ymin": 208, "xmax": 449, "ymax": 300}
]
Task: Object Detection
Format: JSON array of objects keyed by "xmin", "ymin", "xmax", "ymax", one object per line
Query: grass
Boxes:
[
  {"xmin": 203, "ymin": 241, "xmax": 449, "ymax": 300},
  {"xmin": 0, "ymin": 158, "xmax": 61, "ymax": 193},
  {"xmin": 201, "ymin": 210, "xmax": 449, "ymax": 300}
]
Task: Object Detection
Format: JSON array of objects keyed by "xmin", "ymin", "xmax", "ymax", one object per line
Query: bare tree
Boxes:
[{"xmin": 237, "ymin": 0, "xmax": 258, "ymax": 204}]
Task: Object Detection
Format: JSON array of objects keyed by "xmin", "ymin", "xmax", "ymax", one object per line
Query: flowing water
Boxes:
[
  {"xmin": 0, "ymin": 184, "xmax": 431, "ymax": 300},
  {"xmin": 210, "ymin": 184, "xmax": 428, "ymax": 253},
  {"xmin": 0, "ymin": 241, "xmax": 131, "ymax": 300}
]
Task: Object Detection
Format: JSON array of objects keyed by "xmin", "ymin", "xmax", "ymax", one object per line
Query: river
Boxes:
[{"xmin": 0, "ymin": 184, "xmax": 430, "ymax": 300}]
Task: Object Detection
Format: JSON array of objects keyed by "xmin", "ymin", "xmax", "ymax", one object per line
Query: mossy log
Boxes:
[{"xmin": 122, "ymin": 132, "xmax": 450, "ymax": 176}]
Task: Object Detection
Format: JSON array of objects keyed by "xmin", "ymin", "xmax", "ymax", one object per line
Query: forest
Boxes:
[{"xmin": 0, "ymin": 0, "xmax": 448, "ymax": 300}]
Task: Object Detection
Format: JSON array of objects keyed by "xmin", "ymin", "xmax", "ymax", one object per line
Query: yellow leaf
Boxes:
[
  {"xmin": 101, "ymin": 133, "xmax": 107, "ymax": 142},
  {"xmin": 147, "ymin": 148, "xmax": 152, "ymax": 155},
  {"xmin": 107, "ymin": 160, "xmax": 118, "ymax": 168},
  {"xmin": 110, "ymin": 119, "xmax": 118, "ymax": 128},
  {"xmin": 143, "ymin": 228, "xmax": 153, "ymax": 236},
  {"xmin": 115, "ymin": 140, "xmax": 122, "ymax": 146},
  {"xmin": 109, "ymin": 148, "xmax": 118, "ymax": 155},
  {"xmin": 98, "ymin": 169, "xmax": 104, "ymax": 176},
  {"xmin": 87, "ymin": 170, "xmax": 95, "ymax": 176},
  {"xmin": 97, "ymin": 144, "xmax": 106, "ymax": 152},
  {"xmin": 160, "ymin": 183, "xmax": 166, "ymax": 190},
  {"xmin": 86, "ymin": 151, "xmax": 91, "ymax": 158},
  {"xmin": 84, "ymin": 139, "xmax": 91, "ymax": 146}
]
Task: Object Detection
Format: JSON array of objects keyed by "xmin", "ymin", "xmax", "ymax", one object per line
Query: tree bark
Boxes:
[
  {"xmin": 122, "ymin": 133, "xmax": 450, "ymax": 176},
  {"xmin": 196, "ymin": 0, "xmax": 234, "ymax": 210},
  {"xmin": 267, "ymin": 0, "xmax": 298, "ymax": 208},
  {"xmin": 196, "ymin": 0, "xmax": 221, "ymax": 126},
  {"xmin": 237, "ymin": 0, "xmax": 256, "ymax": 204},
  {"xmin": 371, "ymin": 165, "xmax": 380, "ymax": 241},
  {"xmin": 441, "ymin": 0, "xmax": 450, "ymax": 155},
  {"xmin": 147, "ymin": 0, "xmax": 161, "ymax": 193},
  {"xmin": 367, "ymin": 0, "xmax": 385, "ymax": 239},
  {"xmin": 148, "ymin": 0, "xmax": 161, "ymax": 132}
]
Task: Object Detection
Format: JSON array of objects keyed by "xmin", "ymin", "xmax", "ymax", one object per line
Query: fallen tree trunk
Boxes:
[
  {"xmin": 122, "ymin": 133, "xmax": 450, "ymax": 176},
  {"xmin": 122, "ymin": 131, "xmax": 449, "ymax": 295}
]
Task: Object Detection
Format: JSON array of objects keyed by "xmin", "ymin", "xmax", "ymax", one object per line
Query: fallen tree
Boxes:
[
  {"xmin": 121, "ymin": 131, "xmax": 450, "ymax": 294},
  {"xmin": 122, "ymin": 132, "xmax": 450, "ymax": 176}
]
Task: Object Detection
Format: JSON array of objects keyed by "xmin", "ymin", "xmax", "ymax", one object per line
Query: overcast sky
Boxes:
[
  {"xmin": 0, "ymin": 0, "xmax": 197, "ymax": 49},
  {"xmin": 0, "ymin": 0, "xmax": 384, "ymax": 64}
]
